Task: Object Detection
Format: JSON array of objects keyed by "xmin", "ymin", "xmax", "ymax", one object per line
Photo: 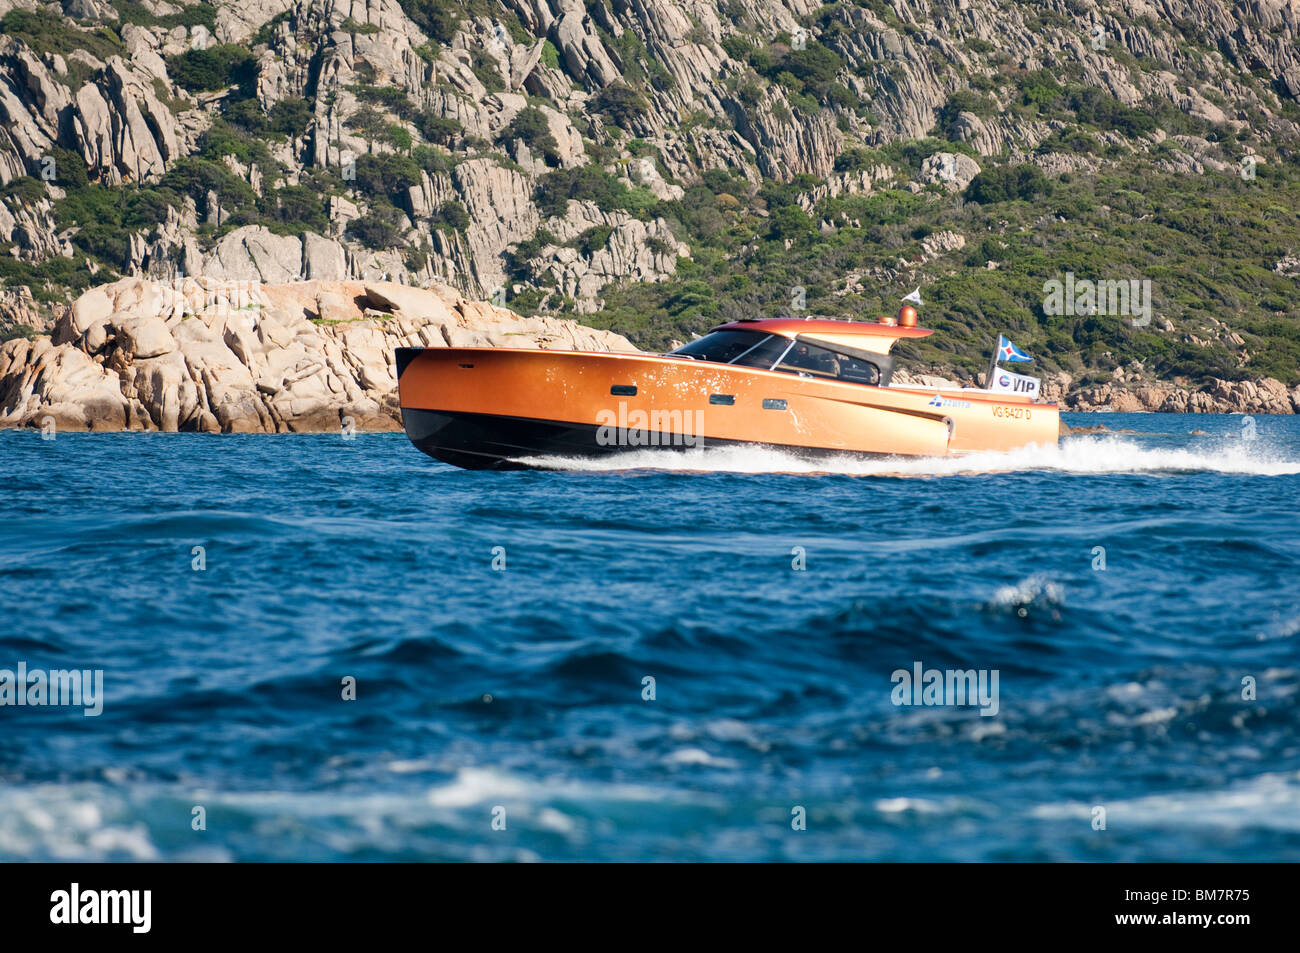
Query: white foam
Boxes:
[
  {"xmin": 1031, "ymin": 771, "xmax": 1300, "ymax": 831},
  {"xmin": 990, "ymin": 575, "xmax": 1066, "ymax": 608},
  {"xmin": 0, "ymin": 786, "xmax": 160, "ymax": 861},
  {"xmin": 516, "ymin": 435, "xmax": 1300, "ymax": 477}
]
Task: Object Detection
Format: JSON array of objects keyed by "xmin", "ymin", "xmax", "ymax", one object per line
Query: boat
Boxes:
[{"xmin": 395, "ymin": 305, "xmax": 1059, "ymax": 470}]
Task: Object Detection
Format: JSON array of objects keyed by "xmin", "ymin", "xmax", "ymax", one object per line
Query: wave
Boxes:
[
  {"xmin": 1030, "ymin": 771, "xmax": 1300, "ymax": 832},
  {"xmin": 515, "ymin": 435, "xmax": 1300, "ymax": 477}
]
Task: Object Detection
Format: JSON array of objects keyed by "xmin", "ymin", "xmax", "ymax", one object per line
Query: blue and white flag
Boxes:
[{"xmin": 997, "ymin": 335, "xmax": 1033, "ymax": 363}]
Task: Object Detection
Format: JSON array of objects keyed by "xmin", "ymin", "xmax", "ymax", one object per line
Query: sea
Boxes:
[{"xmin": 1, "ymin": 412, "xmax": 1298, "ymax": 861}]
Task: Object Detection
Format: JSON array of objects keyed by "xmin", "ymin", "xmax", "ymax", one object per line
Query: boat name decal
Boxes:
[{"xmin": 992, "ymin": 405, "xmax": 1033, "ymax": 420}]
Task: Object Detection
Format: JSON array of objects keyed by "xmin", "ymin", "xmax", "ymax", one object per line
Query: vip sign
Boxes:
[{"xmin": 989, "ymin": 369, "xmax": 1040, "ymax": 399}]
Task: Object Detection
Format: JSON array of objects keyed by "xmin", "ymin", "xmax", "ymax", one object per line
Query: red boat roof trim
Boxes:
[{"xmin": 713, "ymin": 319, "xmax": 933, "ymax": 339}]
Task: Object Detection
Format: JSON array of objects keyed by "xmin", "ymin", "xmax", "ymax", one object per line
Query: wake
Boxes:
[{"xmin": 516, "ymin": 435, "xmax": 1300, "ymax": 477}]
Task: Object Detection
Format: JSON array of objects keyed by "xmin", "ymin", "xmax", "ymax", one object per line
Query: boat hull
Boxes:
[
  {"xmin": 401, "ymin": 407, "xmax": 895, "ymax": 470},
  {"xmin": 396, "ymin": 346, "xmax": 1059, "ymax": 470}
]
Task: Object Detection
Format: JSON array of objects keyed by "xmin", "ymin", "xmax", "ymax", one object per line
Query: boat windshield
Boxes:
[
  {"xmin": 670, "ymin": 330, "xmax": 887, "ymax": 385},
  {"xmin": 670, "ymin": 330, "xmax": 773, "ymax": 364}
]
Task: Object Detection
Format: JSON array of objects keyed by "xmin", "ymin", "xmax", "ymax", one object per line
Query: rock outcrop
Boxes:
[
  {"xmin": 0, "ymin": 0, "xmax": 1297, "ymax": 393},
  {"xmin": 1067, "ymin": 377, "xmax": 1300, "ymax": 415},
  {"xmin": 0, "ymin": 276, "xmax": 636, "ymax": 433}
]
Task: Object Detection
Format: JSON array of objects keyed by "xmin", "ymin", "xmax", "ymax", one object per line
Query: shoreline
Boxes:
[
  {"xmin": 4, "ymin": 277, "xmax": 1294, "ymax": 434},
  {"xmin": 0, "ymin": 408, "xmax": 1290, "ymax": 439}
]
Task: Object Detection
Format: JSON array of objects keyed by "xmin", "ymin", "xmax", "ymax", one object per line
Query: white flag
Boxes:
[{"xmin": 989, "ymin": 368, "xmax": 1040, "ymax": 399}]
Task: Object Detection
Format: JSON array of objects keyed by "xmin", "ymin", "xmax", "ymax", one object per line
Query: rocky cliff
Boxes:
[
  {"xmin": 0, "ymin": 0, "xmax": 1298, "ymax": 403},
  {"xmin": 5, "ymin": 271, "xmax": 1292, "ymax": 436},
  {"xmin": 0, "ymin": 275, "xmax": 633, "ymax": 431}
]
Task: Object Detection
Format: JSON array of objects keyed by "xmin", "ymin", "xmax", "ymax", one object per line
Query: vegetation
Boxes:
[
  {"xmin": 500, "ymin": 107, "xmax": 559, "ymax": 164},
  {"xmin": 1, "ymin": 2, "xmax": 1297, "ymax": 394},
  {"xmin": 965, "ymin": 165, "xmax": 1052, "ymax": 205},
  {"xmin": 0, "ymin": 8, "xmax": 125, "ymax": 61},
  {"xmin": 534, "ymin": 166, "xmax": 657, "ymax": 218},
  {"xmin": 167, "ymin": 45, "xmax": 258, "ymax": 94},
  {"xmin": 347, "ymin": 205, "xmax": 407, "ymax": 248},
  {"xmin": 584, "ymin": 155, "xmax": 1300, "ymax": 386}
]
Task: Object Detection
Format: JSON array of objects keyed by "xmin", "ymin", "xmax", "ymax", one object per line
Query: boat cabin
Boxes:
[{"xmin": 667, "ymin": 318, "xmax": 932, "ymax": 388}]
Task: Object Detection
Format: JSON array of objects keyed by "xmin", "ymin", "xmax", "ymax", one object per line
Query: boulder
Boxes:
[
  {"xmin": 120, "ymin": 315, "xmax": 176, "ymax": 359},
  {"xmin": 1, "ymin": 276, "xmax": 638, "ymax": 434}
]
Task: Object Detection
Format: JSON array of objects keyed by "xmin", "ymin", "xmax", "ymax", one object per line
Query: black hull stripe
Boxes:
[{"xmin": 400, "ymin": 408, "xmax": 890, "ymax": 471}]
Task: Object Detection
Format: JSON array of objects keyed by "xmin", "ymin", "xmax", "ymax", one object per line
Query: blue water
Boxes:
[{"xmin": 1, "ymin": 413, "xmax": 1298, "ymax": 861}]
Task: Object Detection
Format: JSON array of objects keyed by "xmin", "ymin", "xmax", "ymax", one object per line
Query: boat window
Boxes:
[
  {"xmin": 670, "ymin": 330, "xmax": 770, "ymax": 364},
  {"xmin": 775, "ymin": 341, "xmax": 882, "ymax": 385},
  {"xmin": 832, "ymin": 354, "xmax": 882, "ymax": 385},
  {"xmin": 730, "ymin": 334, "xmax": 795, "ymax": 369},
  {"xmin": 672, "ymin": 330, "xmax": 887, "ymax": 385}
]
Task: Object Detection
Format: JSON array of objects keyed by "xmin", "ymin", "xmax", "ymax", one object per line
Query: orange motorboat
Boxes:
[{"xmin": 396, "ymin": 307, "xmax": 1059, "ymax": 469}]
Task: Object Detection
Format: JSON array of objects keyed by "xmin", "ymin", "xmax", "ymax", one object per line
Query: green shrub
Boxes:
[
  {"xmin": 501, "ymin": 106, "xmax": 558, "ymax": 162},
  {"xmin": 339, "ymin": 17, "xmax": 380, "ymax": 34},
  {"xmin": 265, "ymin": 185, "xmax": 327, "ymax": 233},
  {"xmin": 965, "ymin": 164, "xmax": 1051, "ymax": 204},
  {"xmin": 413, "ymin": 111, "xmax": 462, "ymax": 146},
  {"xmin": 470, "ymin": 50, "xmax": 504, "ymax": 92},
  {"xmin": 1017, "ymin": 69, "xmax": 1063, "ymax": 109},
  {"xmin": 384, "ymin": 124, "xmax": 413, "ymax": 151},
  {"xmin": 1, "ymin": 176, "xmax": 48, "ymax": 208},
  {"xmin": 398, "ymin": 0, "xmax": 464, "ymax": 45},
  {"xmin": 269, "ymin": 99, "xmax": 314, "ymax": 138},
  {"xmin": 345, "ymin": 105, "xmax": 391, "ymax": 143},
  {"xmin": 161, "ymin": 157, "xmax": 258, "ymax": 216},
  {"xmin": 783, "ymin": 43, "xmax": 844, "ymax": 98},
  {"xmin": 128, "ymin": 189, "xmax": 180, "ymax": 228},
  {"xmin": 168, "ymin": 44, "xmax": 257, "ymax": 94},
  {"xmin": 411, "ymin": 146, "xmax": 450, "ymax": 176},
  {"xmin": 222, "ymin": 98, "xmax": 269, "ymax": 135},
  {"xmin": 575, "ymin": 225, "xmax": 614, "ymax": 255},
  {"xmin": 432, "ymin": 200, "xmax": 469, "ymax": 231},
  {"xmin": 73, "ymin": 222, "xmax": 129, "ymax": 266},
  {"xmin": 593, "ymin": 84, "xmax": 650, "ymax": 129},
  {"xmin": 938, "ymin": 90, "xmax": 995, "ymax": 128},
  {"xmin": 43, "ymin": 147, "xmax": 90, "ymax": 190},
  {"xmin": 721, "ymin": 35, "xmax": 756, "ymax": 62},
  {"xmin": 353, "ymin": 153, "xmax": 422, "ymax": 200},
  {"xmin": 534, "ymin": 165, "xmax": 656, "ymax": 219},
  {"xmin": 0, "ymin": 8, "xmax": 124, "ymax": 60},
  {"xmin": 113, "ymin": 1, "xmax": 218, "ymax": 31},
  {"xmin": 252, "ymin": 10, "xmax": 293, "ymax": 46},
  {"xmin": 197, "ymin": 118, "xmax": 274, "ymax": 167},
  {"xmin": 347, "ymin": 204, "xmax": 406, "ymax": 248},
  {"xmin": 1067, "ymin": 86, "xmax": 1157, "ymax": 138},
  {"xmin": 0, "ymin": 323, "xmax": 40, "ymax": 343},
  {"xmin": 768, "ymin": 205, "xmax": 815, "ymax": 240}
]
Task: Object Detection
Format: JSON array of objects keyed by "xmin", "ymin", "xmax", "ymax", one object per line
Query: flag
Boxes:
[
  {"xmin": 997, "ymin": 335, "xmax": 1033, "ymax": 363},
  {"xmin": 902, "ymin": 287, "xmax": 924, "ymax": 307}
]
